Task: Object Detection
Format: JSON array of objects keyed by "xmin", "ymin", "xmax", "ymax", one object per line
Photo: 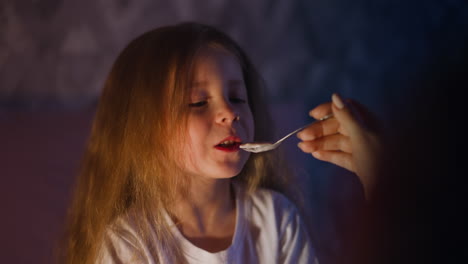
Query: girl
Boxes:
[{"xmin": 63, "ymin": 22, "xmax": 317, "ymax": 263}]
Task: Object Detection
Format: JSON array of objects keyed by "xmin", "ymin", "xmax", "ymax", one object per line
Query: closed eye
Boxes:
[{"xmin": 189, "ymin": 101, "xmax": 207, "ymax": 107}]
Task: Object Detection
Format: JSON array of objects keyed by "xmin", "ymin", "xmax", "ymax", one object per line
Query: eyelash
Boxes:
[
  {"xmin": 188, "ymin": 98, "xmax": 246, "ymax": 107},
  {"xmin": 188, "ymin": 101, "xmax": 207, "ymax": 107}
]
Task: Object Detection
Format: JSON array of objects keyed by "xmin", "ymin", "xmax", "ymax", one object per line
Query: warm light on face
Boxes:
[{"xmin": 179, "ymin": 46, "xmax": 255, "ymax": 180}]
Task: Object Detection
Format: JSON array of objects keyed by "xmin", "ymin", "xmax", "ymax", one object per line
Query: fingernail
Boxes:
[
  {"xmin": 332, "ymin": 93, "xmax": 345, "ymax": 109},
  {"xmin": 297, "ymin": 142, "xmax": 303, "ymax": 148},
  {"xmin": 312, "ymin": 151, "xmax": 320, "ymax": 158},
  {"xmin": 297, "ymin": 131, "xmax": 302, "ymax": 139}
]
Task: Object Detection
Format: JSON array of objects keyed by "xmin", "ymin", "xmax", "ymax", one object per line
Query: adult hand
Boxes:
[{"xmin": 297, "ymin": 93, "xmax": 382, "ymax": 200}]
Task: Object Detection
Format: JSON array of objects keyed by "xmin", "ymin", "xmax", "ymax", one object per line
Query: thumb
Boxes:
[{"xmin": 331, "ymin": 93, "xmax": 361, "ymax": 135}]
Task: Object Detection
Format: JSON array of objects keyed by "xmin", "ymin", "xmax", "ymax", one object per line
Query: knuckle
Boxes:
[
  {"xmin": 309, "ymin": 141, "xmax": 319, "ymax": 152},
  {"xmin": 341, "ymin": 137, "xmax": 352, "ymax": 152},
  {"xmin": 345, "ymin": 156, "xmax": 355, "ymax": 172},
  {"xmin": 300, "ymin": 128, "xmax": 317, "ymax": 140},
  {"xmin": 301, "ymin": 142, "xmax": 315, "ymax": 152}
]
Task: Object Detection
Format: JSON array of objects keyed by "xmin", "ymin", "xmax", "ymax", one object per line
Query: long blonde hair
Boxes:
[{"xmin": 61, "ymin": 22, "xmax": 298, "ymax": 264}]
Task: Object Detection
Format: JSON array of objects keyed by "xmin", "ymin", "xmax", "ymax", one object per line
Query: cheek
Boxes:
[
  {"xmin": 187, "ymin": 117, "xmax": 209, "ymax": 145},
  {"xmin": 185, "ymin": 117, "xmax": 210, "ymax": 161},
  {"xmin": 174, "ymin": 119, "xmax": 202, "ymax": 168},
  {"xmin": 178, "ymin": 135, "xmax": 202, "ymax": 174}
]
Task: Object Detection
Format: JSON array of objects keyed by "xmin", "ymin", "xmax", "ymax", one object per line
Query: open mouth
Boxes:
[{"xmin": 215, "ymin": 137, "xmax": 242, "ymax": 151}]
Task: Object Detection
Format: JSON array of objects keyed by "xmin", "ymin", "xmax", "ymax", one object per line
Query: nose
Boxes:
[{"xmin": 216, "ymin": 101, "xmax": 240, "ymax": 125}]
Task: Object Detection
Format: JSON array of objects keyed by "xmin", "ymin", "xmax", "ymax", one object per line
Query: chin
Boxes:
[
  {"xmin": 217, "ymin": 167, "xmax": 244, "ymax": 179},
  {"xmin": 210, "ymin": 164, "xmax": 245, "ymax": 179}
]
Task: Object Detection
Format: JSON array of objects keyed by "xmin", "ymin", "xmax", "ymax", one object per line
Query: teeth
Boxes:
[{"xmin": 219, "ymin": 140, "xmax": 238, "ymax": 146}]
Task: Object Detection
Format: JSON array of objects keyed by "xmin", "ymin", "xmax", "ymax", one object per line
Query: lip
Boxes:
[{"xmin": 214, "ymin": 136, "xmax": 242, "ymax": 152}]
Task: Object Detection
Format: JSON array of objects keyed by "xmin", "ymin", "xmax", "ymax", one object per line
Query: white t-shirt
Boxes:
[{"xmin": 99, "ymin": 184, "xmax": 317, "ymax": 263}]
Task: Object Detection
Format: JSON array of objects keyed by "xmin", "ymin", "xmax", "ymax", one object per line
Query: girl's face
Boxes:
[{"xmin": 180, "ymin": 46, "xmax": 255, "ymax": 180}]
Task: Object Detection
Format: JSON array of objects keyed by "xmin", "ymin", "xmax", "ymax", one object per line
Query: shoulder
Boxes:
[
  {"xmin": 106, "ymin": 213, "xmax": 142, "ymax": 248},
  {"xmin": 238, "ymin": 186, "xmax": 317, "ymax": 263},
  {"xmin": 97, "ymin": 211, "xmax": 155, "ymax": 263},
  {"xmin": 238, "ymin": 185, "xmax": 304, "ymax": 236},
  {"xmin": 247, "ymin": 187, "xmax": 300, "ymax": 220}
]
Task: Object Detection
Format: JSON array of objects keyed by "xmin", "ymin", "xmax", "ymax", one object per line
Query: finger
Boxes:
[
  {"xmin": 297, "ymin": 117, "xmax": 340, "ymax": 141},
  {"xmin": 298, "ymin": 134, "xmax": 352, "ymax": 153},
  {"xmin": 311, "ymin": 150, "xmax": 356, "ymax": 173},
  {"xmin": 308, "ymin": 102, "xmax": 333, "ymax": 120},
  {"xmin": 331, "ymin": 93, "xmax": 362, "ymax": 136}
]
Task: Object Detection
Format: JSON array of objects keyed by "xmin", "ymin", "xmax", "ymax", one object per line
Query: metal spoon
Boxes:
[{"xmin": 240, "ymin": 114, "xmax": 334, "ymax": 153}]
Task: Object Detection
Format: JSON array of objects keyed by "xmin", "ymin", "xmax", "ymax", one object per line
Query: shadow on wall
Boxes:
[
  {"xmin": 0, "ymin": 108, "xmax": 95, "ymax": 263},
  {"xmin": 335, "ymin": 43, "xmax": 462, "ymax": 264}
]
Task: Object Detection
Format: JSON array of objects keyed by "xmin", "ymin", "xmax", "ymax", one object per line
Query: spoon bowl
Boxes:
[{"xmin": 240, "ymin": 114, "xmax": 334, "ymax": 153}]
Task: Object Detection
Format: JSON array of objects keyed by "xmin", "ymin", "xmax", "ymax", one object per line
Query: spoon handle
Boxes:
[{"xmin": 274, "ymin": 113, "xmax": 334, "ymax": 145}]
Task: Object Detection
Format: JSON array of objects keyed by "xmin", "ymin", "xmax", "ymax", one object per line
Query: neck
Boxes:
[{"xmin": 173, "ymin": 178, "xmax": 235, "ymax": 234}]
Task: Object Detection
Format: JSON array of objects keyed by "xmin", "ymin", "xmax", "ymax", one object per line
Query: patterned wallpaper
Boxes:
[
  {"xmin": 1, "ymin": 0, "xmax": 314, "ymax": 108},
  {"xmin": 2, "ymin": 0, "xmax": 467, "ymax": 110}
]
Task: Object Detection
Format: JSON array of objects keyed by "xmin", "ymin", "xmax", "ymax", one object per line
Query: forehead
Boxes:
[{"xmin": 191, "ymin": 46, "xmax": 244, "ymax": 86}]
